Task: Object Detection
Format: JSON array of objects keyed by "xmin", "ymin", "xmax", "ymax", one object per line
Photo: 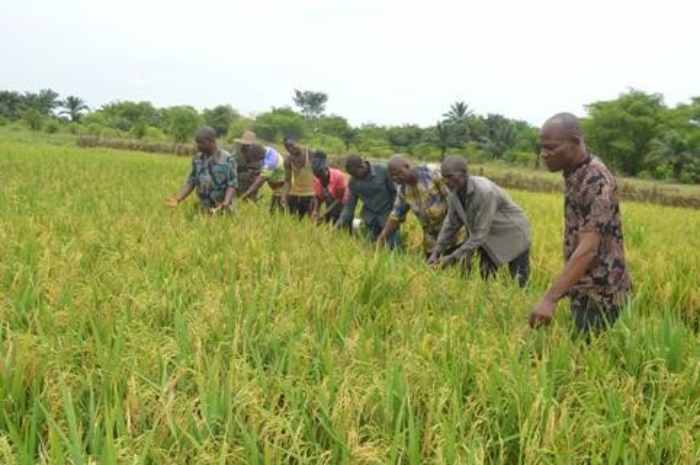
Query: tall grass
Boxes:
[{"xmin": 0, "ymin": 140, "xmax": 698, "ymax": 464}]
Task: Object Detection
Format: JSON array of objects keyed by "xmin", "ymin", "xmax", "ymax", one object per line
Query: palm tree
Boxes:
[
  {"xmin": 442, "ymin": 101, "xmax": 472, "ymax": 123},
  {"xmin": 434, "ymin": 122, "xmax": 452, "ymax": 159},
  {"xmin": 60, "ymin": 96, "xmax": 89, "ymax": 122}
]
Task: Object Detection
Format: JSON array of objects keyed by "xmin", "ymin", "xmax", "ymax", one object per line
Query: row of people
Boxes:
[{"xmin": 166, "ymin": 113, "xmax": 632, "ymax": 336}]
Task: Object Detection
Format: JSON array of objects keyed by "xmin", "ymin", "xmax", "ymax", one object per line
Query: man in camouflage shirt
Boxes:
[
  {"xmin": 165, "ymin": 127, "xmax": 237, "ymax": 213},
  {"xmin": 377, "ymin": 154, "xmax": 464, "ymax": 257},
  {"xmin": 530, "ymin": 113, "xmax": 632, "ymax": 335}
]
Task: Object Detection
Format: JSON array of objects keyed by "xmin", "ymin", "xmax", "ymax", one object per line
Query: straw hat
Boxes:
[{"xmin": 234, "ymin": 130, "xmax": 257, "ymax": 145}]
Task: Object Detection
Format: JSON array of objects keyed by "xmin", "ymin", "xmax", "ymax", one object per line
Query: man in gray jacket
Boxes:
[{"xmin": 428, "ymin": 156, "xmax": 531, "ymax": 287}]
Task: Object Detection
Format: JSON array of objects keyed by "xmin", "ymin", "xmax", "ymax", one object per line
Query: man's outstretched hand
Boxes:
[{"xmin": 529, "ymin": 297, "xmax": 556, "ymax": 329}]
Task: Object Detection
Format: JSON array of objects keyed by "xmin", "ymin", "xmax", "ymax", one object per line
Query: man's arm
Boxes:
[
  {"xmin": 529, "ymin": 231, "xmax": 600, "ymax": 328},
  {"xmin": 428, "ymin": 207, "xmax": 459, "ymax": 264},
  {"xmin": 166, "ymin": 161, "xmax": 197, "ymax": 207},
  {"xmin": 241, "ymin": 175, "xmax": 266, "ymax": 200},
  {"xmin": 336, "ymin": 187, "xmax": 358, "ymax": 228},
  {"xmin": 377, "ymin": 193, "xmax": 407, "ymax": 245},
  {"xmin": 439, "ymin": 191, "xmax": 498, "ymax": 265},
  {"xmin": 220, "ymin": 156, "xmax": 238, "ymax": 209},
  {"xmin": 530, "ymin": 170, "xmax": 613, "ymax": 328},
  {"xmin": 282, "ymin": 158, "xmax": 293, "ymax": 205}
]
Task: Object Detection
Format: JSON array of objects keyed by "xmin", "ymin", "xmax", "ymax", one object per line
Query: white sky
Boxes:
[{"xmin": 2, "ymin": 0, "xmax": 698, "ymax": 127}]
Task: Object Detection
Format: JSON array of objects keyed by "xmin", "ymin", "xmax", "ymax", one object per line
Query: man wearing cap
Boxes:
[
  {"xmin": 236, "ymin": 130, "xmax": 287, "ymax": 213},
  {"xmin": 336, "ymin": 155, "xmax": 400, "ymax": 248},
  {"xmin": 283, "ymin": 137, "xmax": 317, "ymax": 219},
  {"xmin": 311, "ymin": 151, "xmax": 348, "ymax": 224},
  {"xmin": 165, "ymin": 126, "xmax": 237, "ymax": 213},
  {"xmin": 428, "ymin": 156, "xmax": 531, "ymax": 287}
]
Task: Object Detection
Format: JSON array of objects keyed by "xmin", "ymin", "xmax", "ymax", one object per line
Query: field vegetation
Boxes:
[{"xmin": 0, "ymin": 140, "xmax": 699, "ymax": 464}]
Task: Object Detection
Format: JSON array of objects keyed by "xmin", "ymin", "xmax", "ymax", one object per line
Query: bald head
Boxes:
[
  {"xmin": 387, "ymin": 154, "xmax": 416, "ymax": 185},
  {"xmin": 345, "ymin": 154, "xmax": 369, "ymax": 179},
  {"xmin": 539, "ymin": 113, "xmax": 587, "ymax": 172},
  {"xmin": 541, "ymin": 113, "xmax": 583, "ymax": 142}
]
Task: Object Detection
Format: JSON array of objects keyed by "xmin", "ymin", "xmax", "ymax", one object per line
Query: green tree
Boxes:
[
  {"xmin": 203, "ymin": 105, "xmax": 239, "ymax": 137},
  {"xmin": 341, "ymin": 127, "xmax": 359, "ymax": 151},
  {"xmin": 97, "ymin": 101, "xmax": 160, "ymax": 132},
  {"xmin": 647, "ymin": 130, "xmax": 699, "ymax": 180},
  {"xmin": 292, "ymin": 89, "xmax": 328, "ymax": 120},
  {"xmin": 226, "ymin": 117, "xmax": 254, "ymax": 143},
  {"xmin": 0, "ymin": 90, "xmax": 24, "ymax": 120},
  {"xmin": 60, "ymin": 96, "xmax": 89, "ymax": 122},
  {"xmin": 164, "ymin": 106, "xmax": 203, "ymax": 143},
  {"xmin": 387, "ymin": 125, "xmax": 424, "ymax": 151},
  {"xmin": 253, "ymin": 107, "xmax": 306, "ymax": 142},
  {"xmin": 443, "ymin": 101, "xmax": 473, "ymax": 123},
  {"xmin": 479, "ymin": 114, "xmax": 517, "ymax": 159},
  {"xmin": 22, "ymin": 89, "xmax": 60, "ymax": 115},
  {"xmin": 583, "ymin": 89, "xmax": 665, "ymax": 175},
  {"xmin": 317, "ymin": 115, "xmax": 351, "ymax": 138},
  {"xmin": 429, "ymin": 122, "xmax": 462, "ymax": 158}
]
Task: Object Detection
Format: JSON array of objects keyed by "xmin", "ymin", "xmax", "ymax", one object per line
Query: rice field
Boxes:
[{"xmin": 0, "ymin": 140, "xmax": 699, "ymax": 464}]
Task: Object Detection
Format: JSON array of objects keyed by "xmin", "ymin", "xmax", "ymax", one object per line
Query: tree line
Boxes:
[{"xmin": 1, "ymin": 88, "xmax": 699, "ymax": 183}]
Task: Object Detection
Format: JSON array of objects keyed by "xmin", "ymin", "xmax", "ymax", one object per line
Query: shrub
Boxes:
[
  {"xmin": 44, "ymin": 119, "xmax": 60, "ymax": 134},
  {"xmin": 144, "ymin": 126, "xmax": 167, "ymax": 141},
  {"xmin": 66, "ymin": 123, "xmax": 81, "ymax": 135},
  {"xmin": 504, "ymin": 150, "xmax": 537, "ymax": 167},
  {"xmin": 22, "ymin": 109, "xmax": 43, "ymax": 131}
]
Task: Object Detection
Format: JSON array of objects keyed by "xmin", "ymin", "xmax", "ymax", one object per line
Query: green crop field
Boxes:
[{"xmin": 1, "ymin": 140, "xmax": 699, "ymax": 464}]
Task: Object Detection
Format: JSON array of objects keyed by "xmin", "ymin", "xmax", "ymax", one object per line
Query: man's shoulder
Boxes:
[
  {"xmin": 371, "ymin": 163, "xmax": 388, "ymax": 174},
  {"xmin": 470, "ymin": 175, "xmax": 500, "ymax": 192},
  {"xmin": 330, "ymin": 168, "xmax": 347, "ymax": 180},
  {"xmin": 580, "ymin": 157, "xmax": 615, "ymax": 190}
]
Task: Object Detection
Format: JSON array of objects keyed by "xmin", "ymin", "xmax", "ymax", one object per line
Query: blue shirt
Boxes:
[{"xmin": 337, "ymin": 163, "xmax": 397, "ymax": 227}]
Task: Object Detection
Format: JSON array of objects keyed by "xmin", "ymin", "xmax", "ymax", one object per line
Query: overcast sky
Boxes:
[{"xmin": 2, "ymin": 0, "xmax": 698, "ymax": 127}]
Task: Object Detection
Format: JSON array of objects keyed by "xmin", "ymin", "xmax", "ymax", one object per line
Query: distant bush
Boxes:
[
  {"xmin": 304, "ymin": 134, "xmax": 345, "ymax": 155},
  {"xmin": 130, "ymin": 122, "xmax": 148, "ymax": 139},
  {"xmin": 679, "ymin": 160, "xmax": 700, "ymax": 184},
  {"xmin": 226, "ymin": 118, "xmax": 254, "ymax": 144},
  {"xmin": 66, "ymin": 122, "xmax": 81, "ymax": 134},
  {"xmin": 44, "ymin": 119, "xmax": 60, "ymax": 134},
  {"xmin": 144, "ymin": 126, "xmax": 167, "ymax": 141},
  {"xmin": 22, "ymin": 109, "xmax": 43, "ymax": 131},
  {"xmin": 504, "ymin": 150, "xmax": 537, "ymax": 168}
]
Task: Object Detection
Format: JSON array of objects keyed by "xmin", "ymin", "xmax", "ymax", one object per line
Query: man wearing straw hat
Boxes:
[
  {"xmin": 236, "ymin": 130, "xmax": 287, "ymax": 213},
  {"xmin": 165, "ymin": 126, "xmax": 237, "ymax": 214}
]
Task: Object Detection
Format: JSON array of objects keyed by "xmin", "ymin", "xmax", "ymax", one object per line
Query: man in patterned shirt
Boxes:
[
  {"xmin": 377, "ymin": 154, "xmax": 463, "ymax": 257},
  {"xmin": 236, "ymin": 130, "xmax": 286, "ymax": 213},
  {"xmin": 165, "ymin": 127, "xmax": 237, "ymax": 213},
  {"xmin": 529, "ymin": 113, "xmax": 632, "ymax": 334}
]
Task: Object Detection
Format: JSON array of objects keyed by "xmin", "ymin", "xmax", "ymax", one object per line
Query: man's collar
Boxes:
[
  {"xmin": 465, "ymin": 175, "xmax": 475, "ymax": 196},
  {"xmin": 564, "ymin": 153, "xmax": 592, "ymax": 178},
  {"xmin": 366, "ymin": 162, "xmax": 376, "ymax": 178}
]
